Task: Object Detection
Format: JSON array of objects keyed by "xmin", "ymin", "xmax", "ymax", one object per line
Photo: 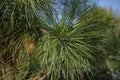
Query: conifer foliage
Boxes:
[{"xmin": 0, "ymin": 0, "xmax": 120, "ymax": 80}]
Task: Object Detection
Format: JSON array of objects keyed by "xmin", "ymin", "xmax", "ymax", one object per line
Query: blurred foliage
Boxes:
[{"xmin": 0, "ymin": 0, "xmax": 120, "ymax": 80}]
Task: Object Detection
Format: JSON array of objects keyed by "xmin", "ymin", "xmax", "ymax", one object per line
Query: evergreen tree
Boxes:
[{"xmin": 0, "ymin": 0, "xmax": 120, "ymax": 80}]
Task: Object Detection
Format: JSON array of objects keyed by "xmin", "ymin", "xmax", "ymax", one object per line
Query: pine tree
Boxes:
[{"xmin": 1, "ymin": 0, "xmax": 120, "ymax": 80}]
